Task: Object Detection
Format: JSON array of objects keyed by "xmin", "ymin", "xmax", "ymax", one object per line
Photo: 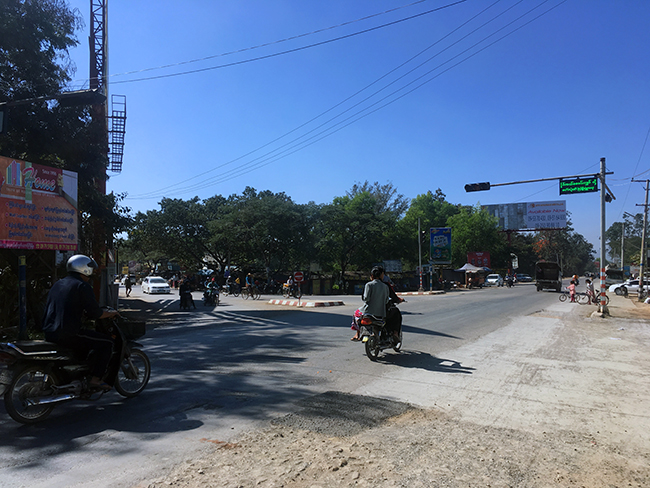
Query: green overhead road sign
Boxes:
[{"xmin": 559, "ymin": 177, "xmax": 598, "ymax": 195}]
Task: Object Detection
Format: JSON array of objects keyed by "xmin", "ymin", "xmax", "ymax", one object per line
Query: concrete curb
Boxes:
[
  {"xmin": 267, "ymin": 299, "xmax": 345, "ymax": 308},
  {"xmin": 397, "ymin": 290, "xmax": 446, "ymax": 296}
]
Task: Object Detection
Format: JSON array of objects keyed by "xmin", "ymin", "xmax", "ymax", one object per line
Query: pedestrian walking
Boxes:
[{"xmin": 124, "ymin": 275, "xmax": 132, "ymax": 297}]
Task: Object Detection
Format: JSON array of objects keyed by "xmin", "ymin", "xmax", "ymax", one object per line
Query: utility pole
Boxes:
[
  {"xmin": 632, "ymin": 179, "xmax": 649, "ymax": 300},
  {"xmin": 621, "ymin": 222, "xmax": 625, "ymax": 275},
  {"xmin": 418, "ymin": 218, "xmax": 424, "ymax": 292},
  {"xmin": 598, "ymin": 158, "xmax": 608, "ymax": 314}
]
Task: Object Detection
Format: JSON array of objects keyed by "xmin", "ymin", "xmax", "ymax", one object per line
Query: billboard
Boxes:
[
  {"xmin": 468, "ymin": 251, "xmax": 491, "ymax": 268},
  {"xmin": 430, "ymin": 227, "xmax": 452, "ymax": 265},
  {"xmin": 483, "ymin": 200, "xmax": 566, "ymax": 231},
  {"xmin": 0, "ymin": 156, "xmax": 78, "ymax": 250}
]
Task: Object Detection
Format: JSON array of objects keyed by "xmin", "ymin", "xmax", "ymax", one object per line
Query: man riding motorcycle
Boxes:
[{"xmin": 41, "ymin": 254, "xmax": 119, "ymax": 391}]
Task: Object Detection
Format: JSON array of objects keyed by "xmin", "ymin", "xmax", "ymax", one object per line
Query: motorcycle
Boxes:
[
  {"xmin": 358, "ymin": 304, "xmax": 403, "ymax": 361},
  {"xmin": 202, "ymin": 287, "xmax": 219, "ymax": 306},
  {"xmin": 282, "ymin": 283, "xmax": 301, "ymax": 298},
  {"xmin": 0, "ymin": 314, "xmax": 151, "ymax": 424},
  {"xmin": 506, "ymin": 277, "xmax": 514, "ymax": 288}
]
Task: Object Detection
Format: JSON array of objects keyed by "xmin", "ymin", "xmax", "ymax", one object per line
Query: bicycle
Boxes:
[
  {"xmin": 558, "ymin": 290, "xmax": 577, "ymax": 302},
  {"xmin": 241, "ymin": 285, "xmax": 261, "ymax": 300},
  {"xmin": 577, "ymin": 292, "xmax": 610, "ymax": 305}
]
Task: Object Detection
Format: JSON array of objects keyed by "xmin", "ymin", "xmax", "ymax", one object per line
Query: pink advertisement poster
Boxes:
[{"xmin": 0, "ymin": 155, "xmax": 78, "ymax": 251}]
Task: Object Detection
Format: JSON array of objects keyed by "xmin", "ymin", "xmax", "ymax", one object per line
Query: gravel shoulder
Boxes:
[{"xmin": 136, "ymin": 295, "xmax": 650, "ymax": 488}]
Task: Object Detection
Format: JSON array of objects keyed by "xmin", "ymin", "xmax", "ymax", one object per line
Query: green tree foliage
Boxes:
[
  {"xmin": 446, "ymin": 205, "xmax": 505, "ymax": 267},
  {"xmin": 315, "ymin": 182, "xmax": 407, "ymax": 288},
  {"xmin": 606, "ymin": 213, "xmax": 643, "ymax": 266},
  {"xmin": 0, "ymin": 0, "xmax": 131, "ymax": 253},
  {"xmin": 128, "ymin": 189, "xmax": 317, "ymax": 277},
  {"xmin": 533, "ymin": 215, "xmax": 595, "ymax": 275},
  {"xmin": 396, "ymin": 189, "xmax": 459, "ymax": 267}
]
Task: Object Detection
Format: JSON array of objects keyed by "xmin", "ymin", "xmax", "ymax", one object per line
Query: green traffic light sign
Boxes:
[{"xmin": 559, "ymin": 177, "xmax": 598, "ymax": 195}]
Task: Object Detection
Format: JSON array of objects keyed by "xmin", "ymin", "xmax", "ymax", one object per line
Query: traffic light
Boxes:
[
  {"xmin": 464, "ymin": 182, "xmax": 491, "ymax": 192},
  {"xmin": 420, "ymin": 230, "xmax": 428, "ymax": 243}
]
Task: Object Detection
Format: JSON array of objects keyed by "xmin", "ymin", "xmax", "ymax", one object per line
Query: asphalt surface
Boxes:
[{"xmin": 0, "ymin": 282, "xmax": 647, "ymax": 487}]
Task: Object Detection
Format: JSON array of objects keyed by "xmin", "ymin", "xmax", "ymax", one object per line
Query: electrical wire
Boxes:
[
  {"xmin": 130, "ymin": 0, "xmax": 509, "ymax": 198},
  {"xmin": 106, "ymin": 0, "xmax": 436, "ymax": 79},
  {"xmin": 130, "ymin": 0, "xmax": 568, "ymax": 200},
  {"xmin": 107, "ymin": 0, "xmax": 469, "ymax": 85}
]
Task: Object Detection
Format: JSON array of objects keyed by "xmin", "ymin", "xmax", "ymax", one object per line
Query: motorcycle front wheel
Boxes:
[
  {"xmin": 365, "ymin": 335, "xmax": 380, "ymax": 361},
  {"xmin": 4, "ymin": 366, "xmax": 59, "ymax": 424},
  {"xmin": 115, "ymin": 349, "xmax": 151, "ymax": 398}
]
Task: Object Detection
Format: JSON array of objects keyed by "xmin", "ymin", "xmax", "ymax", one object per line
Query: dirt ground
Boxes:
[
  {"xmin": 140, "ymin": 405, "xmax": 648, "ymax": 488},
  {"xmin": 137, "ymin": 296, "xmax": 650, "ymax": 488}
]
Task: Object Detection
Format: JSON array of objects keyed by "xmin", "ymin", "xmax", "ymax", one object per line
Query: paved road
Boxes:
[{"xmin": 0, "ymin": 283, "xmax": 556, "ymax": 487}]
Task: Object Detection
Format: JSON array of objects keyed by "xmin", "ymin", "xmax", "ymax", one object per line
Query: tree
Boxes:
[
  {"xmin": 316, "ymin": 185, "xmax": 404, "ymax": 291},
  {"xmin": 395, "ymin": 189, "xmax": 460, "ymax": 267},
  {"xmin": 533, "ymin": 214, "xmax": 595, "ymax": 275},
  {"xmin": 446, "ymin": 205, "xmax": 504, "ymax": 267},
  {"xmin": 0, "ymin": 0, "xmax": 130, "ymax": 255},
  {"xmin": 606, "ymin": 213, "xmax": 643, "ymax": 267}
]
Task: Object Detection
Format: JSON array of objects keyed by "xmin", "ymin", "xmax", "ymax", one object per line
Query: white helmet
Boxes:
[{"xmin": 67, "ymin": 254, "xmax": 98, "ymax": 276}]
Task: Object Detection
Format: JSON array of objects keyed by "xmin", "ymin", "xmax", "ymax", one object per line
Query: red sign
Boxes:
[
  {"xmin": 294, "ymin": 271, "xmax": 304, "ymax": 282},
  {"xmin": 467, "ymin": 252, "xmax": 491, "ymax": 268},
  {"xmin": 0, "ymin": 156, "xmax": 78, "ymax": 250}
]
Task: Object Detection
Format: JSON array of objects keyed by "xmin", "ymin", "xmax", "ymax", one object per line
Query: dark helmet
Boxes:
[{"xmin": 67, "ymin": 254, "xmax": 98, "ymax": 277}]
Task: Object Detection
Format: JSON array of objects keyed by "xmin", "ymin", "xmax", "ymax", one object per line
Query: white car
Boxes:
[
  {"xmin": 141, "ymin": 276, "xmax": 171, "ymax": 294},
  {"xmin": 608, "ymin": 279, "xmax": 650, "ymax": 296},
  {"xmin": 485, "ymin": 274, "xmax": 504, "ymax": 286}
]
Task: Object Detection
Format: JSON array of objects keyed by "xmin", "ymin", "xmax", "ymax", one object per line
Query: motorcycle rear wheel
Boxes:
[
  {"xmin": 4, "ymin": 366, "xmax": 59, "ymax": 424},
  {"xmin": 115, "ymin": 349, "xmax": 151, "ymax": 398},
  {"xmin": 365, "ymin": 336, "xmax": 380, "ymax": 361}
]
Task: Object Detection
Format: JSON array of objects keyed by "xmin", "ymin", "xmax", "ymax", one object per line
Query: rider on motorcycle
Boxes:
[
  {"xmin": 41, "ymin": 255, "xmax": 119, "ymax": 391},
  {"xmin": 351, "ymin": 266, "xmax": 390, "ymax": 341}
]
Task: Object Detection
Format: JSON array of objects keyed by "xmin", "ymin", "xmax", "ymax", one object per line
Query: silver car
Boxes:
[
  {"xmin": 485, "ymin": 274, "xmax": 504, "ymax": 287},
  {"xmin": 141, "ymin": 276, "xmax": 171, "ymax": 294}
]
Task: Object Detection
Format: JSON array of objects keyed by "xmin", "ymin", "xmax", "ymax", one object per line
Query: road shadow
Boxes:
[
  {"xmin": 378, "ymin": 350, "xmax": 475, "ymax": 374},
  {"xmin": 402, "ymin": 324, "xmax": 462, "ymax": 340}
]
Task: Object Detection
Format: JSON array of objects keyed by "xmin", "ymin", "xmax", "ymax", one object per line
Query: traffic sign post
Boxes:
[{"xmin": 293, "ymin": 271, "xmax": 304, "ymax": 304}]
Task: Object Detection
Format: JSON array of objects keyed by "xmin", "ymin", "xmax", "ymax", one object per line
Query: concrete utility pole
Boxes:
[
  {"xmin": 418, "ymin": 218, "xmax": 424, "ymax": 292},
  {"xmin": 598, "ymin": 158, "xmax": 608, "ymax": 314},
  {"xmin": 620, "ymin": 222, "xmax": 625, "ymax": 274},
  {"xmin": 632, "ymin": 179, "xmax": 650, "ymax": 300}
]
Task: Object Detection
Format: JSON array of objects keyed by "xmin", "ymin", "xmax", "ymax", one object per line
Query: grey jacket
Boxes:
[{"xmin": 359, "ymin": 279, "xmax": 390, "ymax": 317}]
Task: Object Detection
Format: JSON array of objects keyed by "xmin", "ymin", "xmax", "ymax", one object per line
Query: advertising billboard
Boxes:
[
  {"xmin": 483, "ymin": 200, "xmax": 566, "ymax": 231},
  {"xmin": 468, "ymin": 251, "xmax": 491, "ymax": 268},
  {"xmin": 0, "ymin": 156, "xmax": 78, "ymax": 250},
  {"xmin": 430, "ymin": 227, "xmax": 452, "ymax": 265}
]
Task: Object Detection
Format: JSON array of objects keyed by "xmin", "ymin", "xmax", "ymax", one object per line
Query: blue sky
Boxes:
[{"xmin": 63, "ymin": 0, "xmax": 650, "ymax": 258}]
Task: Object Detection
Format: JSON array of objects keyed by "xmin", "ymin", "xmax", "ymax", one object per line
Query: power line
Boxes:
[
  {"xmin": 131, "ymin": 0, "xmax": 508, "ymax": 199},
  {"xmin": 108, "ymin": 0, "xmax": 470, "ymax": 85},
  {"xmin": 106, "ymin": 0, "xmax": 436, "ymax": 79},
  {"xmin": 130, "ymin": 0, "xmax": 568, "ymax": 200}
]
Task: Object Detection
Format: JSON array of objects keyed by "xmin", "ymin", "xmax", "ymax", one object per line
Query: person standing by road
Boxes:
[
  {"xmin": 568, "ymin": 280, "xmax": 577, "ymax": 303},
  {"xmin": 585, "ymin": 279, "xmax": 595, "ymax": 304},
  {"xmin": 351, "ymin": 266, "xmax": 390, "ymax": 341}
]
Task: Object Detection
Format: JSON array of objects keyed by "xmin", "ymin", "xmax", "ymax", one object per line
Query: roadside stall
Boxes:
[{"xmin": 454, "ymin": 263, "xmax": 486, "ymax": 288}]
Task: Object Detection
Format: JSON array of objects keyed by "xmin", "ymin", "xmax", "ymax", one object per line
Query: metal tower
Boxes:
[{"xmin": 90, "ymin": 0, "xmax": 126, "ymax": 173}]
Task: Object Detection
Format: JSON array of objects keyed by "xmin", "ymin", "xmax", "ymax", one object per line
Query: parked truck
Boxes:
[{"xmin": 535, "ymin": 261, "xmax": 562, "ymax": 292}]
